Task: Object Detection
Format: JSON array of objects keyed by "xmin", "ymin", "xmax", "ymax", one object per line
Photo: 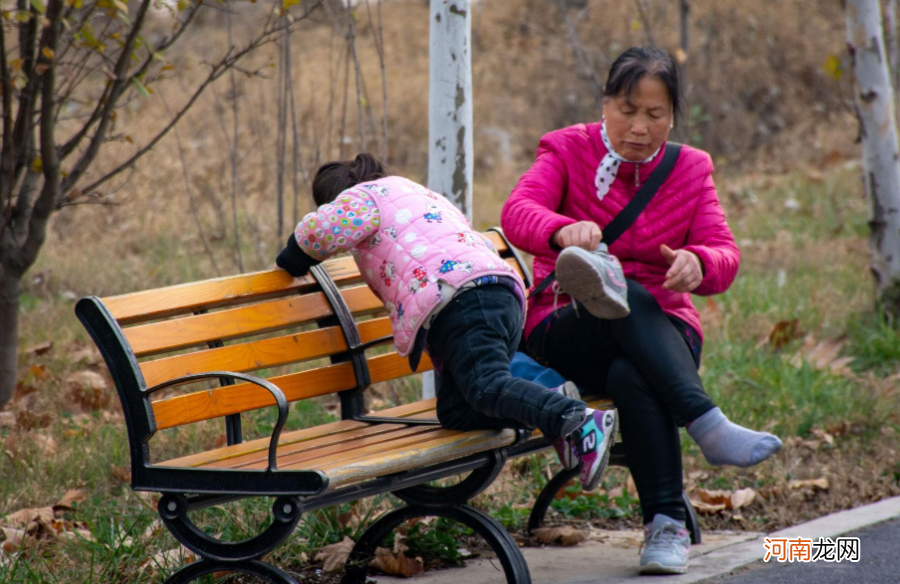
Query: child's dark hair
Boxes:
[
  {"xmin": 312, "ymin": 153, "xmax": 387, "ymax": 206},
  {"xmin": 604, "ymin": 46, "xmax": 682, "ymax": 127}
]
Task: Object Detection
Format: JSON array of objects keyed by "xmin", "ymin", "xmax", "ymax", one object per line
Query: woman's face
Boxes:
[{"xmin": 603, "ymin": 75, "xmax": 673, "ymax": 162}]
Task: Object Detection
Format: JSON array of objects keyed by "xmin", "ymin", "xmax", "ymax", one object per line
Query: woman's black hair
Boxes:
[
  {"xmin": 603, "ymin": 46, "xmax": 682, "ymax": 126},
  {"xmin": 312, "ymin": 153, "xmax": 387, "ymax": 206}
]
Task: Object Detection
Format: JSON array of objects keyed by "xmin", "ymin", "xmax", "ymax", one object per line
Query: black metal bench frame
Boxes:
[{"xmin": 76, "ymin": 227, "xmax": 699, "ymax": 584}]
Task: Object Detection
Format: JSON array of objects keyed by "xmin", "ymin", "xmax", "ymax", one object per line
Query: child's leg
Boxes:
[
  {"xmin": 510, "ymin": 352, "xmax": 578, "ymax": 393},
  {"xmin": 428, "ymin": 285, "xmax": 586, "ymax": 440}
]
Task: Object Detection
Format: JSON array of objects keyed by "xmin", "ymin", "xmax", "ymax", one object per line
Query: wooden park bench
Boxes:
[{"xmin": 76, "ymin": 228, "xmax": 699, "ymax": 584}]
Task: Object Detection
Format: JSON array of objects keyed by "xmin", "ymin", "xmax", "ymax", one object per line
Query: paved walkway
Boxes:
[{"xmin": 374, "ymin": 496, "xmax": 900, "ymax": 584}]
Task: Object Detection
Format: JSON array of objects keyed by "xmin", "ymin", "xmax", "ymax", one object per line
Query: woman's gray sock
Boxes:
[{"xmin": 686, "ymin": 407, "xmax": 782, "ymax": 468}]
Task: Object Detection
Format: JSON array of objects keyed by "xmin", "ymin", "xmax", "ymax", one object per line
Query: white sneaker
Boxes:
[
  {"xmin": 639, "ymin": 514, "xmax": 690, "ymax": 574},
  {"xmin": 555, "ymin": 244, "xmax": 630, "ymax": 319}
]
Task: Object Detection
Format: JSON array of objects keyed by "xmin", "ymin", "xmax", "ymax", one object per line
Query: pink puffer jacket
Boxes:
[
  {"xmin": 296, "ymin": 176, "xmax": 525, "ymax": 356},
  {"xmin": 501, "ymin": 122, "xmax": 740, "ymax": 340}
]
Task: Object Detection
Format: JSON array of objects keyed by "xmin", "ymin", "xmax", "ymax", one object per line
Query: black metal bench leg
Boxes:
[
  {"xmin": 683, "ymin": 490, "xmax": 701, "ymax": 544},
  {"xmin": 527, "ymin": 465, "xmax": 580, "ymax": 533},
  {"xmin": 342, "ymin": 503, "xmax": 531, "ymax": 584},
  {"xmin": 528, "ymin": 460, "xmax": 702, "ymax": 545},
  {"xmin": 158, "ymin": 494, "xmax": 303, "ymax": 567},
  {"xmin": 162, "ymin": 559, "xmax": 299, "ymax": 584}
]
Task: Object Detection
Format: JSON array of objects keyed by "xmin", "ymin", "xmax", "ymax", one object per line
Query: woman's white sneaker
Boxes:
[
  {"xmin": 555, "ymin": 244, "xmax": 630, "ymax": 320},
  {"xmin": 639, "ymin": 514, "xmax": 690, "ymax": 575}
]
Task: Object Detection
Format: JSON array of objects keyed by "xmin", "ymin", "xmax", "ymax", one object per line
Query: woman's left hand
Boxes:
[{"xmin": 660, "ymin": 244, "xmax": 704, "ymax": 292}]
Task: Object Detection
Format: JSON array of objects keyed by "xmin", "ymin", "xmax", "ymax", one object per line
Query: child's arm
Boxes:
[
  {"xmin": 275, "ymin": 187, "xmax": 382, "ymax": 277},
  {"xmin": 275, "ymin": 234, "xmax": 321, "ymax": 278}
]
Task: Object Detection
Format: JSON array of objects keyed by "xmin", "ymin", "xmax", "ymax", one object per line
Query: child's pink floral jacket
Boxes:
[{"xmin": 295, "ymin": 176, "xmax": 525, "ymax": 356}]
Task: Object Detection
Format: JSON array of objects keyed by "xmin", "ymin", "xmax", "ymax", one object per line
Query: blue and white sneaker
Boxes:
[
  {"xmin": 571, "ymin": 409, "xmax": 617, "ymax": 490},
  {"xmin": 639, "ymin": 514, "xmax": 691, "ymax": 574},
  {"xmin": 551, "ymin": 382, "xmax": 581, "ymax": 469}
]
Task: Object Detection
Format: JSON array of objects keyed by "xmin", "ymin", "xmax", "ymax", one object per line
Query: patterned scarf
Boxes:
[{"xmin": 595, "ymin": 121, "xmax": 661, "ymax": 201}]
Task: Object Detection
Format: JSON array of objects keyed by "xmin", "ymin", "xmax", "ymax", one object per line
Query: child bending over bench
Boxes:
[{"xmin": 275, "ymin": 153, "xmax": 617, "ymax": 490}]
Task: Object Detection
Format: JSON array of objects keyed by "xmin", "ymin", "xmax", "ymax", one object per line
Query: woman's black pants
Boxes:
[{"xmin": 526, "ymin": 279, "xmax": 716, "ymax": 524}]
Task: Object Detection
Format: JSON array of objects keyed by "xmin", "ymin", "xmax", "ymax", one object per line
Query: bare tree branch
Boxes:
[
  {"xmin": 346, "ymin": 0, "xmax": 365, "ymax": 151},
  {"xmin": 226, "ymin": 8, "xmax": 244, "ymax": 273},
  {"xmin": 80, "ymin": 3, "xmax": 325, "ymax": 195},
  {"xmin": 159, "ymin": 90, "xmax": 220, "ymax": 276},
  {"xmin": 15, "ymin": 0, "xmax": 63, "ymax": 274},
  {"xmin": 60, "ymin": 2, "xmax": 202, "ymax": 160},
  {"xmin": 1, "ymin": 21, "xmax": 16, "ymax": 214},
  {"xmin": 554, "ymin": 0, "xmax": 604, "ymax": 98},
  {"xmin": 9, "ymin": 2, "xmax": 40, "ymax": 188},
  {"xmin": 632, "ymin": 0, "xmax": 656, "ymax": 46},
  {"xmin": 60, "ymin": 0, "xmax": 154, "ymax": 192},
  {"xmin": 365, "ymin": 0, "xmax": 389, "ymax": 162}
]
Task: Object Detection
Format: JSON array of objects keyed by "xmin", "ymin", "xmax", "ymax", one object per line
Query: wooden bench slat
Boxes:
[
  {"xmin": 151, "ymin": 352, "xmax": 433, "ymax": 430},
  {"xmin": 203, "ymin": 415, "xmax": 436, "ymax": 470},
  {"xmin": 126, "ymin": 285, "xmax": 384, "ymax": 358},
  {"xmin": 104, "ymin": 257, "xmax": 362, "ymax": 325},
  {"xmin": 314, "ymin": 428, "xmax": 518, "ymax": 490},
  {"xmin": 157, "ymin": 399, "xmax": 437, "ymax": 468},
  {"xmin": 139, "ymin": 318, "xmax": 394, "ymax": 389},
  {"xmin": 233, "ymin": 424, "xmax": 444, "ymax": 471},
  {"xmin": 484, "ymin": 230, "xmax": 508, "ymax": 252}
]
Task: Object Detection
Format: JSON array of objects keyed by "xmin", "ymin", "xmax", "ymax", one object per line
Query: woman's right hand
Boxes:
[{"xmin": 552, "ymin": 221, "xmax": 603, "ymax": 250}]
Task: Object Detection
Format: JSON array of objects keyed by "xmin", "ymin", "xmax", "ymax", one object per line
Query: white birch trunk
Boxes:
[
  {"xmin": 423, "ymin": 0, "xmax": 473, "ymax": 399},
  {"xmin": 847, "ymin": 0, "xmax": 900, "ymax": 315}
]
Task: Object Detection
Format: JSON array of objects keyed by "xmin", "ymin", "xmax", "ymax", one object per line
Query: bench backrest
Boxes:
[{"xmin": 77, "ymin": 229, "xmax": 532, "ymax": 441}]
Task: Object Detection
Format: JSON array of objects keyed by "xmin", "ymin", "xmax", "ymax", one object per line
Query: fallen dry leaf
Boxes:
[
  {"xmin": 758, "ymin": 319, "xmax": 803, "ymax": 350},
  {"xmin": 110, "ymin": 466, "xmax": 131, "ymax": 483},
  {"xmin": 25, "ymin": 342, "xmax": 53, "ymax": 357},
  {"xmin": 0, "ymin": 412, "xmax": 14, "ymax": 428},
  {"xmin": 55, "ymin": 489, "xmax": 88, "ymax": 511},
  {"xmin": 689, "ymin": 499, "xmax": 727, "ymax": 514},
  {"xmin": 532, "ymin": 526, "xmax": 587, "ymax": 546},
  {"xmin": 13, "ymin": 382, "xmax": 39, "ymax": 403},
  {"xmin": 67, "ymin": 371, "xmax": 110, "ymax": 411},
  {"xmin": 625, "ymin": 473, "xmax": 638, "ymax": 497},
  {"xmin": 789, "ymin": 335, "xmax": 853, "ymax": 376},
  {"xmin": 69, "ymin": 347, "xmax": 102, "ymax": 366},
  {"xmin": 32, "ymin": 434, "xmax": 57, "ymax": 456},
  {"xmin": 16, "ymin": 410, "xmax": 54, "ymax": 430},
  {"xmin": 731, "ymin": 488, "xmax": 757, "ymax": 509},
  {"xmin": 695, "ymin": 488, "xmax": 731, "ymax": 507},
  {"xmin": 316, "ymin": 536, "xmax": 355, "ymax": 572},
  {"xmin": 370, "ymin": 547, "xmax": 424, "ymax": 578},
  {"xmin": 788, "ymin": 477, "xmax": 829, "ymax": 491},
  {"xmin": 2, "ymin": 507, "xmax": 54, "ymax": 529},
  {"xmin": 0, "ymin": 527, "xmax": 26, "ymax": 554}
]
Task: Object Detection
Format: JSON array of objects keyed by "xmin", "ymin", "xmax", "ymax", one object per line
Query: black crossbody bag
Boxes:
[{"xmin": 530, "ymin": 143, "xmax": 682, "ymax": 299}]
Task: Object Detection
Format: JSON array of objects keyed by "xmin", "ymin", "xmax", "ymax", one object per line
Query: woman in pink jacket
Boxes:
[
  {"xmin": 501, "ymin": 47, "xmax": 781, "ymax": 575},
  {"xmin": 276, "ymin": 153, "xmax": 618, "ymax": 492}
]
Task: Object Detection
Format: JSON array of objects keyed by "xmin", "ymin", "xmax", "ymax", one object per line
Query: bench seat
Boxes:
[{"xmin": 156, "ymin": 397, "xmax": 613, "ymax": 492}]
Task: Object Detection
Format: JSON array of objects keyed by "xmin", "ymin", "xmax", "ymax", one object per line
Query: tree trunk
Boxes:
[
  {"xmin": 847, "ymin": 0, "xmax": 900, "ymax": 317},
  {"xmin": 0, "ymin": 267, "xmax": 20, "ymax": 407},
  {"xmin": 424, "ymin": 0, "xmax": 473, "ymax": 399}
]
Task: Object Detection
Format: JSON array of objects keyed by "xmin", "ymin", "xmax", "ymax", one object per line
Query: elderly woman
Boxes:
[{"xmin": 501, "ymin": 47, "xmax": 781, "ymax": 575}]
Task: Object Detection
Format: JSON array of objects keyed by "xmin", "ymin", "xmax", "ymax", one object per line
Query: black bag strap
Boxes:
[{"xmin": 531, "ymin": 142, "xmax": 682, "ymax": 298}]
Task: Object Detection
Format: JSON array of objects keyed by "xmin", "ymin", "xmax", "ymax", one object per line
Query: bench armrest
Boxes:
[{"xmin": 146, "ymin": 372, "xmax": 289, "ymax": 472}]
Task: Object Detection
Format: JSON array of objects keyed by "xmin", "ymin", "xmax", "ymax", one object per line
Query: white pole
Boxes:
[{"xmin": 423, "ymin": 0, "xmax": 473, "ymax": 399}]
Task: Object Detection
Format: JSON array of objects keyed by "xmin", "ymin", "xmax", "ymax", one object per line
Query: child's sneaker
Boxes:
[
  {"xmin": 551, "ymin": 382, "xmax": 581, "ymax": 469},
  {"xmin": 639, "ymin": 514, "xmax": 691, "ymax": 574},
  {"xmin": 571, "ymin": 409, "xmax": 617, "ymax": 490},
  {"xmin": 555, "ymin": 244, "xmax": 630, "ymax": 320}
]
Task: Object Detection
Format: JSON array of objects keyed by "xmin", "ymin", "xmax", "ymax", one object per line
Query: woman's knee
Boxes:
[{"xmin": 625, "ymin": 278, "xmax": 661, "ymax": 313}]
